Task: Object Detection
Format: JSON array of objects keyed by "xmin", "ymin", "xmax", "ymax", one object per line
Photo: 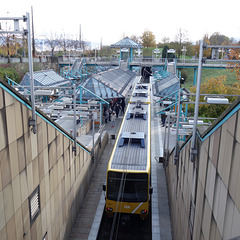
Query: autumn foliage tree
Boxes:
[
  {"xmin": 188, "ymin": 76, "xmax": 240, "ymax": 119},
  {"xmin": 140, "ymin": 30, "xmax": 156, "ymax": 49},
  {"xmin": 0, "ymin": 34, "xmax": 23, "ymax": 58},
  {"xmin": 228, "ymin": 46, "xmax": 240, "ymax": 80}
]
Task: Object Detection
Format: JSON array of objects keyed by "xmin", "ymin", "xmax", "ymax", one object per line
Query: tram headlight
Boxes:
[
  {"xmin": 140, "ymin": 209, "xmax": 148, "ymax": 214},
  {"xmin": 107, "ymin": 207, "xmax": 113, "ymax": 212}
]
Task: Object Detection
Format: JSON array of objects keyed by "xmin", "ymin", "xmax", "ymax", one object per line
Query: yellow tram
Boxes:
[{"xmin": 103, "ymin": 83, "xmax": 152, "ymax": 219}]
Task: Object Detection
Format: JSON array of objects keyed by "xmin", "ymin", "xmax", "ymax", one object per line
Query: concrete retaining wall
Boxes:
[
  {"xmin": 165, "ymin": 102, "xmax": 240, "ymax": 240},
  {"xmin": 0, "ymin": 82, "xmax": 107, "ymax": 240}
]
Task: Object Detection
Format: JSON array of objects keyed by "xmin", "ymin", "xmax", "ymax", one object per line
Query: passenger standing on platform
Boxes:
[
  {"xmin": 161, "ymin": 113, "xmax": 167, "ymax": 127},
  {"xmin": 111, "ymin": 111, "xmax": 116, "ymax": 127},
  {"xmin": 109, "ymin": 100, "xmax": 114, "ymax": 110},
  {"xmin": 115, "ymin": 103, "xmax": 121, "ymax": 118},
  {"xmin": 104, "ymin": 109, "xmax": 109, "ymax": 123},
  {"xmin": 109, "ymin": 107, "xmax": 113, "ymax": 122},
  {"xmin": 121, "ymin": 98, "xmax": 126, "ymax": 114}
]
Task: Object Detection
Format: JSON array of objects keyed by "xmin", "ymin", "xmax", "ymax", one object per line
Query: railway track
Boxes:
[{"xmin": 97, "ymin": 210, "xmax": 152, "ymax": 240}]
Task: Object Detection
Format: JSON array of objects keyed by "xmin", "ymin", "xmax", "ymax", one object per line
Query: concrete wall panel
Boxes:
[
  {"xmin": 0, "ymin": 84, "xmax": 107, "ymax": 240},
  {"xmin": 166, "ymin": 102, "xmax": 240, "ymax": 240}
]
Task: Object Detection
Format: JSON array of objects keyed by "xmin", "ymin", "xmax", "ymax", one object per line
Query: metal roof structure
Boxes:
[
  {"xmin": 20, "ymin": 70, "xmax": 70, "ymax": 87},
  {"xmin": 79, "ymin": 68, "xmax": 136, "ymax": 100},
  {"xmin": 111, "ymin": 37, "xmax": 143, "ymax": 49},
  {"xmin": 153, "ymin": 74, "xmax": 180, "ymax": 98},
  {"xmin": 80, "ymin": 76, "xmax": 124, "ymax": 100}
]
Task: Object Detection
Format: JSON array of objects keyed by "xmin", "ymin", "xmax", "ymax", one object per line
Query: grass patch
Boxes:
[{"xmin": 181, "ymin": 68, "xmax": 238, "ymax": 89}]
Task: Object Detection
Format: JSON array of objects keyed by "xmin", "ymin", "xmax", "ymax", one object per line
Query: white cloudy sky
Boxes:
[{"xmin": 1, "ymin": 0, "xmax": 240, "ymax": 46}]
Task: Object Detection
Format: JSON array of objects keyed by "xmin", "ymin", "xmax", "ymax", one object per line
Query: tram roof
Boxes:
[{"xmin": 110, "ymin": 103, "xmax": 150, "ymax": 171}]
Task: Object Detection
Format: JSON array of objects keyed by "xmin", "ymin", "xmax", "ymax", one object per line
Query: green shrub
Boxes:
[{"xmin": 0, "ymin": 67, "xmax": 20, "ymax": 83}]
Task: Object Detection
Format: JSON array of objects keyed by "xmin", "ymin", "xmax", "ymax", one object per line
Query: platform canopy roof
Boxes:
[
  {"xmin": 153, "ymin": 74, "xmax": 180, "ymax": 98},
  {"xmin": 111, "ymin": 37, "xmax": 143, "ymax": 49},
  {"xmin": 20, "ymin": 70, "xmax": 70, "ymax": 87},
  {"xmin": 79, "ymin": 68, "xmax": 136, "ymax": 100}
]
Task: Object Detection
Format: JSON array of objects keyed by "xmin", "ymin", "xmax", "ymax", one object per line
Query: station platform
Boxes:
[
  {"xmin": 70, "ymin": 97, "xmax": 174, "ymax": 240},
  {"xmin": 70, "ymin": 114, "xmax": 124, "ymax": 240}
]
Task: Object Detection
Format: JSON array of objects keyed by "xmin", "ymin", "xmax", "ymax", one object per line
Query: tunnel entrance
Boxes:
[{"xmin": 141, "ymin": 67, "xmax": 152, "ymax": 83}]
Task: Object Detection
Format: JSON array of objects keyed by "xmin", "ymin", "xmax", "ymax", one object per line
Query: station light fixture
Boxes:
[
  {"xmin": 182, "ymin": 125, "xmax": 193, "ymax": 129},
  {"xmin": 188, "ymin": 119, "xmax": 204, "ymax": 125},
  {"xmin": 163, "ymin": 100, "xmax": 173, "ymax": 105},
  {"xmin": 206, "ymin": 97, "xmax": 229, "ymax": 104}
]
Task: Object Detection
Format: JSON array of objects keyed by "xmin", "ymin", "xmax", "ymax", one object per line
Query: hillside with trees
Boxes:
[{"xmin": 1, "ymin": 28, "xmax": 240, "ymax": 91}]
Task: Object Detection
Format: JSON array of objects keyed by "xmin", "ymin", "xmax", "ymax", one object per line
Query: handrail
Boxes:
[
  {"xmin": 0, "ymin": 80, "xmax": 91, "ymax": 154},
  {"xmin": 5, "ymin": 74, "xmax": 21, "ymax": 87}
]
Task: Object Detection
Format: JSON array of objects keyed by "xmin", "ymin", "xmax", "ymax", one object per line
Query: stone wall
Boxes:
[
  {"xmin": 165, "ymin": 101, "xmax": 240, "ymax": 240},
  {"xmin": 0, "ymin": 81, "xmax": 105, "ymax": 240}
]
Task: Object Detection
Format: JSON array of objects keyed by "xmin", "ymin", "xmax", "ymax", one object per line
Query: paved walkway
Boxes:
[
  {"xmin": 70, "ymin": 115, "xmax": 123, "ymax": 240},
  {"xmin": 151, "ymin": 97, "xmax": 174, "ymax": 240}
]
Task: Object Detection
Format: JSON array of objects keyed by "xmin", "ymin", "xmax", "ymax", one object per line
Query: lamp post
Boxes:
[
  {"xmin": 0, "ymin": 12, "xmax": 37, "ymax": 133},
  {"xmin": 174, "ymin": 89, "xmax": 181, "ymax": 165},
  {"xmin": 73, "ymin": 84, "xmax": 77, "ymax": 155},
  {"xmin": 190, "ymin": 40, "xmax": 204, "ymax": 162},
  {"xmin": 26, "ymin": 12, "xmax": 37, "ymax": 134}
]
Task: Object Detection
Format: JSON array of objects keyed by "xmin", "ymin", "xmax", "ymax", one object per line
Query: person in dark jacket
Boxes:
[
  {"xmin": 161, "ymin": 113, "xmax": 167, "ymax": 127},
  {"xmin": 120, "ymin": 98, "xmax": 125, "ymax": 114},
  {"xmin": 115, "ymin": 103, "xmax": 121, "ymax": 118}
]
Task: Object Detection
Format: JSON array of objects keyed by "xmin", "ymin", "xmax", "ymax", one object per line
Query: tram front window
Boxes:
[{"xmin": 107, "ymin": 172, "xmax": 148, "ymax": 202}]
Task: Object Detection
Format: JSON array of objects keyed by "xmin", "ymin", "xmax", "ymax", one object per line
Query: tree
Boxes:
[
  {"xmin": 161, "ymin": 37, "xmax": 170, "ymax": 44},
  {"xmin": 59, "ymin": 33, "xmax": 72, "ymax": 56},
  {"xmin": 227, "ymin": 45, "xmax": 240, "ymax": 80},
  {"xmin": 71, "ymin": 39, "xmax": 81, "ymax": 51},
  {"xmin": 99, "ymin": 46, "xmax": 115, "ymax": 57},
  {"xmin": 194, "ymin": 35, "xmax": 211, "ymax": 59},
  {"xmin": 140, "ymin": 30, "xmax": 156, "ymax": 49},
  {"xmin": 162, "ymin": 45, "xmax": 169, "ymax": 58},
  {"xmin": 45, "ymin": 34, "xmax": 60, "ymax": 56},
  {"xmin": 174, "ymin": 28, "xmax": 188, "ymax": 58},
  {"xmin": 130, "ymin": 35, "xmax": 141, "ymax": 44},
  {"xmin": 188, "ymin": 76, "xmax": 240, "ymax": 119},
  {"xmin": 209, "ymin": 32, "xmax": 231, "ymax": 45}
]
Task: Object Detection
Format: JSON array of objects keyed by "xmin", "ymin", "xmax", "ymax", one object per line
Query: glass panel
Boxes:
[{"xmin": 107, "ymin": 172, "xmax": 148, "ymax": 202}]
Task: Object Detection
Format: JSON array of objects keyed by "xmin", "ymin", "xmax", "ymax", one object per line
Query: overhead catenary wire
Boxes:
[{"xmin": 110, "ymin": 104, "xmax": 139, "ymax": 239}]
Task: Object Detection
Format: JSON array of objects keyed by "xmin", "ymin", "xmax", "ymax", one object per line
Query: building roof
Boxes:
[
  {"xmin": 153, "ymin": 74, "xmax": 180, "ymax": 98},
  {"xmin": 79, "ymin": 68, "xmax": 136, "ymax": 100},
  {"xmin": 20, "ymin": 70, "xmax": 70, "ymax": 88},
  {"xmin": 80, "ymin": 76, "xmax": 124, "ymax": 100},
  {"xmin": 111, "ymin": 37, "xmax": 143, "ymax": 49}
]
